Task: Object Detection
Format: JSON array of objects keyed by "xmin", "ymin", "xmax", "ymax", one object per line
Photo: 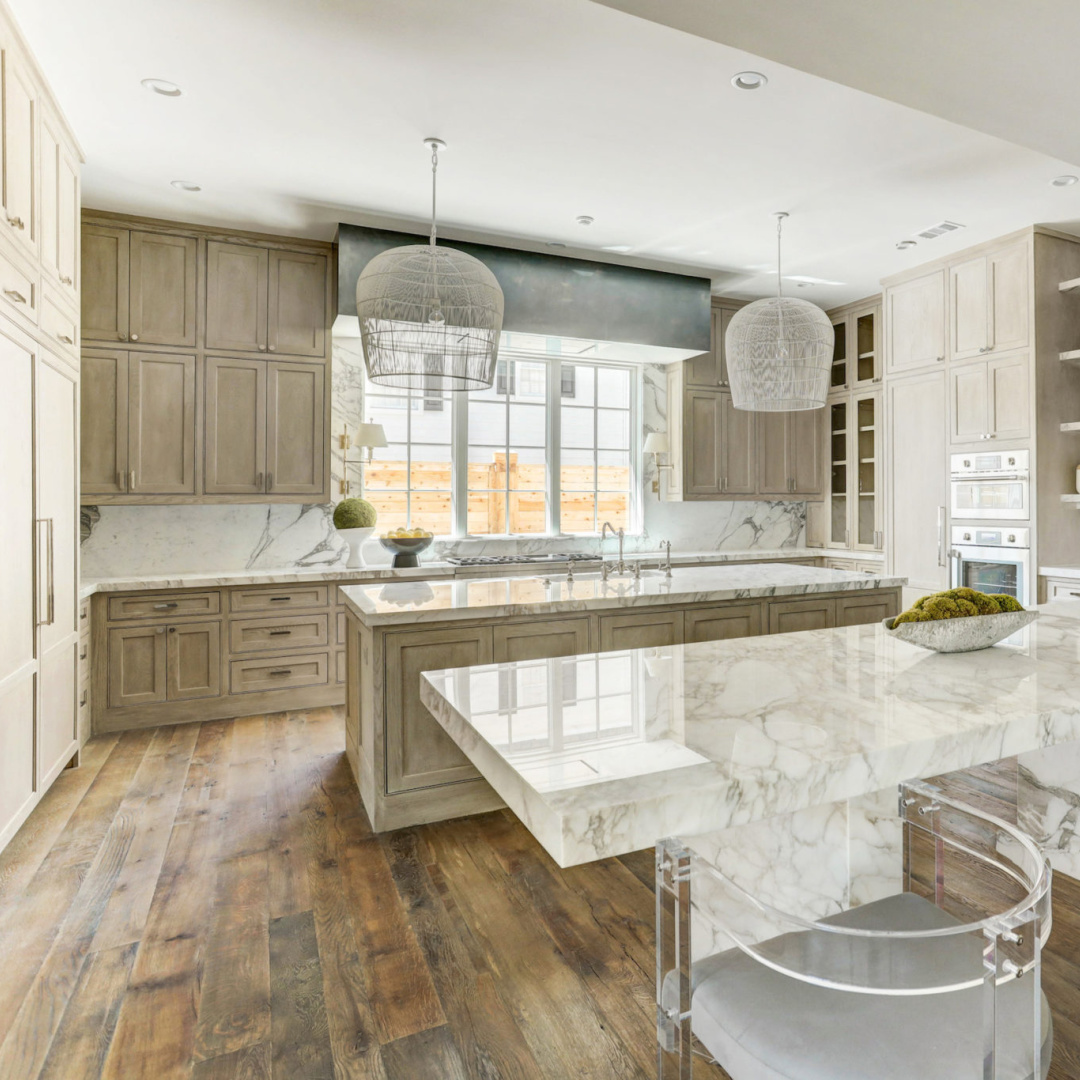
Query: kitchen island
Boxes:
[
  {"xmin": 339, "ymin": 563, "xmax": 903, "ymax": 831},
  {"xmin": 420, "ymin": 604, "xmax": 1080, "ymax": 867}
]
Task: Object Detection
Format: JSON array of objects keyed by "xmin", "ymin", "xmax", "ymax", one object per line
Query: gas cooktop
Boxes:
[{"xmin": 445, "ymin": 553, "xmax": 602, "ymax": 567}]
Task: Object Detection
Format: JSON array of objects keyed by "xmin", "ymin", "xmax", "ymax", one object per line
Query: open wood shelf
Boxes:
[
  {"xmin": 1061, "ymin": 422, "xmax": 1080, "ymax": 432},
  {"xmin": 1060, "ymin": 277, "xmax": 1080, "ymax": 293},
  {"xmin": 1061, "ymin": 495, "xmax": 1080, "ymax": 506},
  {"xmin": 1060, "ymin": 350, "xmax": 1080, "ymax": 362}
]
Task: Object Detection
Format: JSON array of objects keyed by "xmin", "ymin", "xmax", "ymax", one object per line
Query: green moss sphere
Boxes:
[
  {"xmin": 892, "ymin": 587, "xmax": 1024, "ymax": 627},
  {"xmin": 333, "ymin": 498, "xmax": 377, "ymax": 530}
]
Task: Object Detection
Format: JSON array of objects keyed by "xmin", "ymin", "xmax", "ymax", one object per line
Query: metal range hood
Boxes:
[{"xmin": 334, "ymin": 224, "xmax": 710, "ymax": 364}]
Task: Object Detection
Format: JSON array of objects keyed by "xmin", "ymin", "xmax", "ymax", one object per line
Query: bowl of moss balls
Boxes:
[
  {"xmin": 333, "ymin": 498, "xmax": 378, "ymax": 568},
  {"xmin": 882, "ymin": 588, "xmax": 1037, "ymax": 653}
]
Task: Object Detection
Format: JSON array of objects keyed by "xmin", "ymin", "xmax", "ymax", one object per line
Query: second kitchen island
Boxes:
[{"xmin": 340, "ymin": 563, "xmax": 904, "ymax": 831}]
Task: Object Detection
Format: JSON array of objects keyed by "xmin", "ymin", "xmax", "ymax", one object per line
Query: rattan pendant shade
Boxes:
[
  {"xmin": 724, "ymin": 214, "xmax": 833, "ymax": 411},
  {"xmin": 356, "ymin": 139, "xmax": 504, "ymax": 391}
]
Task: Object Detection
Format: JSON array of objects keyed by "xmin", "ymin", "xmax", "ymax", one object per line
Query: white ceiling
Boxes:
[{"xmin": 12, "ymin": 0, "xmax": 1080, "ymax": 308}]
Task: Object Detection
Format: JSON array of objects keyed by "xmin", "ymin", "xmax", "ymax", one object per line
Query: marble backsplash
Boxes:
[{"xmin": 79, "ymin": 346, "xmax": 806, "ymax": 576}]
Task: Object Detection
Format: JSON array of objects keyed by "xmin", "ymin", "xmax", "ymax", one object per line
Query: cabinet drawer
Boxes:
[
  {"xmin": 108, "ymin": 591, "xmax": 220, "ymax": 621},
  {"xmin": 1046, "ymin": 579, "xmax": 1080, "ymax": 603},
  {"xmin": 41, "ymin": 293, "xmax": 78, "ymax": 357},
  {"xmin": 229, "ymin": 613, "xmax": 328, "ymax": 653},
  {"xmin": 0, "ymin": 245, "xmax": 36, "ymax": 323},
  {"xmin": 230, "ymin": 651, "xmax": 330, "ymax": 694},
  {"xmin": 229, "ymin": 585, "xmax": 329, "ymax": 613}
]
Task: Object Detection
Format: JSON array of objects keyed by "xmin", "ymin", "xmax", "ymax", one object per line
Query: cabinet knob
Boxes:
[
  {"xmin": 268, "ymin": 345, "xmax": 276, "ymax": 352},
  {"xmin": 119, "ymin": 333, "xmax": 128, "ymax": 341},
  {"xmin": 6, "ymin": 216, "xmax": 24, "ymax": 229},
  {"xmin": 60, "ymin": 275, "xmax": 73, "ymax": 286},
  {"xmin": 156, "ymin": 627, "xmax": 165, "ymax": 634},
  {"xmin": 3, "ymin": 288, "xmax": 26, "ymax": 304},
  {"xmin": 58, "ymin": 334, "xmax": 74, "ymax": 345},
  {"xmin": 258, "ymin": 345, "xmax": 267, "ymax": 351},
  {"xmin": 936, "ymin": 355, "xmax": 945, "ymax": 362},
  {"xmin": 130, "ymin": 333, "xmax": 139, "ymax": 341}
]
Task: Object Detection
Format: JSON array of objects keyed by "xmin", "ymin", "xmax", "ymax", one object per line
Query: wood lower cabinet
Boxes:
[
  {"xmin": 166, "ymin": 622, "xmax": 221, "ymax": 700},
  {"xmin": 384, "ymin": 626, "xmax": 494, "ymax": 794},
  {"xmin": 108, "ymin": 624, "xmax": 167, "ymax": 708},
  {"xmin": 493, "ymin": 618, "xmax": 591, "ymax": 662},
  {"xmin": 684, "ymin": 603, "xmax": 763, "ymax": 643},
  {"xmin": 598, "ymin": 610, "xmax": 684, "ymax": 651},
  {"xmin": 836, "ymin": 593, "xmax": 898, "ymax": 627},
  {"xmin": 768, "ymin": 598, "xmax": 837, "ymax": 634}
]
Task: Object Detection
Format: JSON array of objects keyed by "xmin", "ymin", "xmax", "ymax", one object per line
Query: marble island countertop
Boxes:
[
  {"xmin": 420, "ymin": 607, "xmax": 1080, "ymax": 867},
  {"xmin": 338, "ymin": 564, "xmax": 905, "ymax": 626},
  {"xmin": 77, "ymin": 547, "xmax": 846, "ymax": 602}
]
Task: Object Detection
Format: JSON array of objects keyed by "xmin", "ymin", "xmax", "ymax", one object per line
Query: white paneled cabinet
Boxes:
[
  {"xmin": 885, "ymin": 269, "xmax": 946, "ymax": 374},
  {"xmin": 950, "ymin": 352, "xmax": 1031, "ymax": 444},
  {"xmin": 950, "ymin": 242, "xmax": 1029, "ymax": 362}
]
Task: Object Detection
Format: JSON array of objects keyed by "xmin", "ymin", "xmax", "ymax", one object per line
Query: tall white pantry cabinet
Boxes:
[{"xmin": 0, "ymin": 2, "xmax": 83, "ymax": 851}]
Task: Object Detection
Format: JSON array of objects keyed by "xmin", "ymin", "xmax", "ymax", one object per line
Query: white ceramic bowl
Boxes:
[{"xmin": 882, "ymin": 609, "xmax": 1039, "ymax": 653}]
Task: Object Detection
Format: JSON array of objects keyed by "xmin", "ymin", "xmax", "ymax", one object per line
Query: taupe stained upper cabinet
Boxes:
[
  {"xmin": 757, "ymin": 409, "xmax": 822, "ymax": 496},
  {"xmin": 80, "ymin": 349, "xmax": 128, "ymax": 495},
  {"xmin": 267, "ymin": 362, "xmax": 325, "ymax": 494},
  {"xmin": 205, "ymin": 356, "xmax": 266, "ymax": 494},
  {"xmin": 207, "ymin": 243, "xmax": 326, "ymax": 357},
  {"xmin": 82, "ymin": 227, "xmax": 197, "ymax": 347},
  {"xmin": 720, "ymin": 392, "xmax": 755, "ymax": 494},
  {"xmin": 40, "ymin": 111, "xmax": 80, "ymax": 302},
  {"xmin": 829, "ymin": 301, "xmax": 881, "ymax": 390},
  {"xmin": 2, "ymin": 50, "xmax": 36, "ymax": 257},
  {"xmin": 950, "ymin": 242, "xmax": 1029, "ymax": 361},
  {"xmin": 686, "ymin": 305, "xmax": 736, "ymax": 389},
  {"xmin": 886, "ymin": 269, "xmax": 946, "ymax": 373},
  {"xmin": 950, "ymin": 351, "xmax": 1031, "ymax": 444}
]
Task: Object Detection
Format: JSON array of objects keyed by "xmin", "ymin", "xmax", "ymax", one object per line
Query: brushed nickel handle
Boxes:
[
  {"xmin": 60, "ymin": 275, "xmax": 73, "ymax": 285},
  {"xmin": 130, "ymin": 470, "xmax": 136, "ymax": 490},
  {"xmin": 268, "ymin": 345, "xmax": 276, "ymax": 352},
  {"xmin": 156, "ymin": 627, "xmax": 165, "ymax": 634},
  {"xmin": 80, "ymin": 690, "xmax": 87, "ymax": 707},
  {"xmin": 117, "ymin": 471, "xmax": 124, "ymax": 491},
  {"xmin": 267, "ymin": 472, "xmax": 273, "ymax": 491},
  {"xmin": 7, "ymin": 216, "xmax": 24, "ymax": 229},
  {"xmin": 1069, "ymin": 591, "xmax": 1080, "ymax": 598},
  {"xmin": 268, "ymin": 629, "xmax": 292, "ymax": 636},
  {"xmin": 256, "ymin": 471, "xmax": 263, "ymax": 490},
  {"xmin": 58, "ymin": 334, "xmax": 74, "ymax": 345},
  {"xmin": 36, "ymin": 519, "xmax": 55, "ymax": 627},
  {"xmin": 119, "ymin": 333, "xmax": 128, "ymax": 341},
  {"xmin": 130, "ymin": 333, "xmax": 139, "ymax": 341},
  {"xmin": 268, "ymin": 669, "xmax": 292, "ymax": 676},
  {"xmin": 3, "ymin": 287, "xmax": 25, "ymax": 303},
  {"xmin": 936, "ymin": 355, "xmax": 945, "ymax": 362},
  {"xmin": 169, "ymin": 627, "xmax": 176, "ymax": 633},
  {"xmin": 80, "ymin": 646, "xmax": 87, "ymax": 660},
  {"xmin": 258, "ymin": 344, "xmax": 267, "ymax": 352},
  {"xmin": 269, "ymin": 596, "xmax": 291, "ymax": 602},
  {"xmin": 153, "ymin": 602, "xmax": 179, "ymax": 610}
]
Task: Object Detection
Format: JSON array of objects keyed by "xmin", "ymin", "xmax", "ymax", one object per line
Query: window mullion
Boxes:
[
  {"xmin": 547, "ymin": 359, "xmax": 561, "ymax": 536},
  {"xmin": 451, "ymin": 389, "xmax": 468, "ymax": 537}
]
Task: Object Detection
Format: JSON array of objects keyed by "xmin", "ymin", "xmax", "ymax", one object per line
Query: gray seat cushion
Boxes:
[{"xmin": 685, "ymin": 892, "xmax": 1052, "ymax": 1080}]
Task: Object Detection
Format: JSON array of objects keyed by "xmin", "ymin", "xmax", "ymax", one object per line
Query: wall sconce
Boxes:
[
  {"xmin": 340, "ymin": 419, "xmax": 388, "ymax": 496},
  {"xmin": 644, "ymin": 432, "xmax": 672, "ymax": 493}
]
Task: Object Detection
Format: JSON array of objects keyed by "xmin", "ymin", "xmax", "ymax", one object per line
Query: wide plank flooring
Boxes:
[{"xmin": 0, "ymin": 707, "xmax": 1076, "ymax": 1080}]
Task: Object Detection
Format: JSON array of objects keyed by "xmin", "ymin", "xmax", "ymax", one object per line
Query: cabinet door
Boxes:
[
  {"xmin": 756, "ymin": 411, "xmax": 790, "ymax": 495},
  {"xmin": 829, "ymin": 315, "xmax": 849, "ymax": 392},
  {"xmin": 836, "ymin": 592, "xmax": 898, "ymax": 627},
  {"xmin": 0, "ymin": 679, "xmax": 34, "ymax": 842},
  {"xmin": 768, "ymin": 598, "xmax": 836, "ymax": 634},
  {"xmin": 266, "ymin": 361, "xmax": 325, "ymax": 495},
  {"xmin": 129, "ymin": 231, "xmax": 197, "ymax": 347},
  {"xmin": 717, "ymin": 306, "xmax": 735, "ymax": 388},
  {"xmin": 988, "ymin": 242, "xmax": 1029, "ymax": 354},
  {"xmin": 493, "ymin": 618, "xmax": 590, "ymax": 662},
  {"xmin": 38, "ymin": 358, "xmax": 78, "ymax": 654},
  {"xmin": 0, "ymin": 329, "xmax": 34, "ymax": 682},
  {"xmin": 685, "ymin": 307, "xmax": 721, "ymax": 388},
  {"xmin": 886, "ymin": 270, "xmax": 946, "ymax": 372},
  {"xmin": 853, "ymin": 308, "xmax": 879, "ymax": 386},
  {"xmin": 267, "ymin": 250, "xmax": 327, "ymax": 358},
  {"xmin": 204, "ymin": 356, "xmax": 266, "ymax": 494},
  {"xmin": 684, "ymin": 603, "xmax": 762, "ymax": 643},
  {"xmin": 950, "ymin": 257, "xmax": 989, "ymax": 361},
  {"xmin": 886, "ymin": 369, "xmax": 948, "ymax": 596},
  {"xmin": 39, "ymin": 640, "xmax": 76, "ymax": 785},
  {"xmin": 827, "ymin": 400, "xmax": 849, "ymax": 546},
  {"xmin": 40, "ymin": 113, "xmax": 79, "ymax": 300},
  {"xmin": 128, "ymin": 352, "xmax": 196, "ymax": 494},
  {"xmin": 108, "ymin": 625, "xmax": 167, "ymax": 708},
  {"xmin": 2, "ymin": 52, "xmax": 36, "ymax": 256},
  {"xmin": 80, "ymin": 350, "xmax": 128, "ymax": 495},
  {"xmin": 598, "ymin": 610, "xmax": 683, "ymax": 651},
  {"xmin": 988, "ymin": 352, "xmax": 1031, "ymax": 440},
  {"xmin": 685, "ymin": 391, "xmax": 722, "ymax": 494},
  {"xmin": 206, "ymin": 241, "xmax": 268, "ymax": 352},
  {"xmin": 166, "ymin": 621, "xmax": 221, "ymax": 701},
  {"xmin": 951, "ymin": 361, "xmax": 989, "ymax": 442},
  {"xmin": 385, "ymin": 626, "xmax": 493, "ymax": 794},
  {"xmin": 720, "ymin": 392, "xmax": 755, "ymax": 494},
  {"xmin": 790, "ymin": 409, "xmax": 822, "ymax": 495},
  {"xmin": 853, "ymin": 392, "xmax": 883, "ymax": 551},
  {"xmin": 82, "ymin": 225, "xmax": 129, "ymax": 342}
]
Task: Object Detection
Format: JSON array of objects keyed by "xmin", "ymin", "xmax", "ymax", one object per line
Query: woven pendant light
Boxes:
[
  {"xmin": 355, "ymin": 138, "xmax": 504, "ymax": 391},
  {"xmin": 725, "ymin": 213, "xmax": 833, "ymax": 411}
]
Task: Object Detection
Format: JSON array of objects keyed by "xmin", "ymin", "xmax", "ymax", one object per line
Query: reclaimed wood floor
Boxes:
[{"xmin": 0, "ymin": 707, "xmax": 1076, "ymax": 1080}]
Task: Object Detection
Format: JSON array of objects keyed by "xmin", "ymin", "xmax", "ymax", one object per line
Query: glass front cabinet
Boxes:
[
  {"xmin": 828, "ymin": 299, "xmax": 881, "ymax": 391},
  {"xmin": 826, "ymin": 389, "xmax": 882, "ymax": 550}
]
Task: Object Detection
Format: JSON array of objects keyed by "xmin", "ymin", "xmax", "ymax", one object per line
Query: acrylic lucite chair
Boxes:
[{"xmin": 656, "ymin": 779, "xmax": 1053, "ymax": 1080}]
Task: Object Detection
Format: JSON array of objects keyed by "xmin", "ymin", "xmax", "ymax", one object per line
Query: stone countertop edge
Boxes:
[{"xmin": 77, "ymin": 547, "xmax": 835, "ymax": 601}]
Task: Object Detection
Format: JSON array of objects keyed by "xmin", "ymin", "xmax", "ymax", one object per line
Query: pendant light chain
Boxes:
[
  {"xmin": 430, "ymin": 142, "xmax": 439, "ymax": 248},
  {"xmin": 776, "ymin": 213, "xmax": 783, "ymax": 299}
]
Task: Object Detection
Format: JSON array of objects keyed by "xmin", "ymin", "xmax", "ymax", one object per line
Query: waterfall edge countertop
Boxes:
[
  {"xmin": 420, "ymin": 605, "xmax": 1080, "ymax": 867},
  {"xmin": 338, "ymin": 563, "xmax": 905, "ymax": 626}
]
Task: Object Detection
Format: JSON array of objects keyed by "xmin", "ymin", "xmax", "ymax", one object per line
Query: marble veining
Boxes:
[
  {"xmin": 340, "ymin": 564, "xmax": 905, "ymax": 626},
  {"xmin": 420, "ymin": 610, "xmax": 1080, "ymax": 866}
]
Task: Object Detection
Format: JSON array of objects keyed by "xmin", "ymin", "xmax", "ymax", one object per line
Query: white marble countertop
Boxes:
[
  {"xmin": 1040, "ymin": 566, "xmax": 1080, "ymax": 580},
  {"xmin": 339, "ymin": 564, "xmax": 905, "ymax": 627},
  {"xmin": 77, "ymin": 547, "xmax": 827, "ymax": 601},
  {"xmin": 420, "ymin": 607, "xmax": 1080, "ymax": 867}
]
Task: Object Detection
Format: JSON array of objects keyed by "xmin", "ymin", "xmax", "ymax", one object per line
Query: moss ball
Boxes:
[
  {"xmin": 994, "ymin": 594, "xmax": 1025, "ymax": 613},
  {"xmin": 333, "ymin": 498, "xmax": 377, "ymax": 530}
]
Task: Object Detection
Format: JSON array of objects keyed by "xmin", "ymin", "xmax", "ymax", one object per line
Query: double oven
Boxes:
[{"xmin": 948, "ymin": 450, "xmax": 1031, "ymax": 605}]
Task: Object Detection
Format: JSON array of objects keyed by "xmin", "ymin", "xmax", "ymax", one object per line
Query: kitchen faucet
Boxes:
[{"xmin": 601, "ymin": 522, "xmax": 625, "ymax": 574}]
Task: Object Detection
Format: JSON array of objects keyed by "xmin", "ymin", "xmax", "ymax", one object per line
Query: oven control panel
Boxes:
[{"xmin": 951, "ymin": 526, "xmax": 1029, "ymax": 549}]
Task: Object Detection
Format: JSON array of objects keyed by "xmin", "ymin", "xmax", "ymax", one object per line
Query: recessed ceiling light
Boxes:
[
  {"xmin": 141, "ymin": 78, "xmax": 182, "ymax": 97},
  {"xmin": 170, "ymin": 180, "xmax": 201, "ymax": 192},
  {"xmin": 602, "ymin": 244, "xmax": 632, "ymax": 253},
  {"xmin": 896, "ymin": 240, "xmax": 917, "ymax": 250},
  {"xmin": 731, "ymin": 71, "xmax": 768, "ymax": 90},
  {"xmin": 547, "ymin": 241, "xmax": 567, "ymax": 248},
  {"xmin": 1051, "ymin": 175, "xmax": 1079, "ymax": 187},
  {"xmin": 576, "ymin": 215, "xmax": 594, "ymax": 226}
]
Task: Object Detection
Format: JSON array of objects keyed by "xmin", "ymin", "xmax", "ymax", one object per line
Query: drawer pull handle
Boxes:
[
  {"xmin": 269, "ymin": 596, "xmax": 291, "ymax": 602},
  {"xmin": 7, "ymin": 216, "xmax": 24, "ymax": 229},
  {"xmin": 80, "ymin": 608, "xmax": 87, "ymax": 620},
  {"xmin": 58, "ymin": 334, "xmax": 74, "ymax": 344},
  {"xmin": 153, "ymin": 602, "xmax": 179, "ymax": 610},
  {"xmin": 1070, "ymin": 591, "xmax": 1080, "ymax": 598},
  {"xmin": 3, "ymin": 288, "xmax": 26, "ymax": 303},
  {"xmin": 80, "ymin": 690, "xmax": 87, "ymax": 707},
  {"xmin": 268, "ymin": 669, "xmax": 292, "ymax": 676},
  {"xmin": 268, "ymin": 629, "xmax": 292, "ymax": 636},
  {"xmin": 80, "ymin": 646, "xmax": 87, "ymax": 660},
  {"xmin": 60, "ymin": 275, "xmax": 73, "ymax": 286}
]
